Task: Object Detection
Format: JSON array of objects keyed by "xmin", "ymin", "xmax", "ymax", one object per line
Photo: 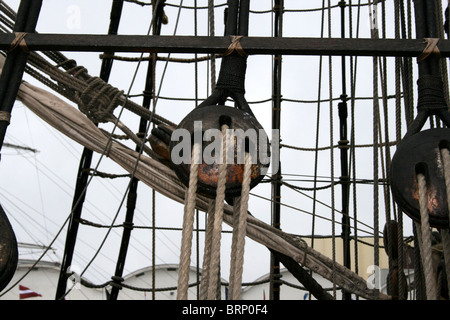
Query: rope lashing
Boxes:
[
  {"xmin": 223, "ymin": 35, "xmax": 247, "ymax": 57},
  {"xmin": 418, "ymin": 38, "xmax": 441, "ymax": 63},
  {"xmin": 9, "ymin": 32, "xmax": 29, "ymax": 53},
  {"xmin": 199, "ymin": 200, "xmax": 216, "ymax": 300},
  {"xmin": 177, "ymin": 142, "xmax": 201, "ymax": 300},
  {"xmin": 75, "ymin": 77, "xmax": 124, "ymax": 123},
  {"xmin": 416, "ymin": 75, "xmax": 448, "ymax": 113},
  {"xmin": 416, "ymin": 172, "xmax": 438, "ymax": 300},
  {"xmin": 0, "ymin": 111, "xmax": 11, "ymax": 123}
]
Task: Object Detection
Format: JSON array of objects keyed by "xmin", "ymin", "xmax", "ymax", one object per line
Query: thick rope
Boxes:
[
  {"xmin": 416, "ymin": 173, "xmax": 437, "ymax": 300},
  {"xmin": 207, "ymin": 124, "xmax": 229, "ymax": 300},
  {"xmin": 199, "ymin": 200, "xmax": 215, "ymax": 300},
  {"xmin": 440, "ymin": 146, "xmax": 450, "ymax": 298},
  {"xmin": 229, "ymin": 152, "xmax": 252, "ymax": 300},
  {"xmin": 177, "ymin": 142, "xmax": 201, "ymax": 300}
]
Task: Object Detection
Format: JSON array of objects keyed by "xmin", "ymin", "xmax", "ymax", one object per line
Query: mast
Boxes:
[
  {"xmin": 338, "ymin": 0, "xmax": 351, "ymax": 300},
  {"xmin": 270, "ymin": 0, "xmax": 283, "ymax": 301},
  {"xmin": 0, "ymin": 0, "xmax": 41, "ymax": 160}
]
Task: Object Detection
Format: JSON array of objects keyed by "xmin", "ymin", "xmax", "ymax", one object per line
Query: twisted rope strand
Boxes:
[
  {"xmin": 177, "ymin": 142, "xmax": 201, "ymax": 300},
  {"xmin": 199, "ymin": 200, "xmax": 216, "ymax": 300},
  {"xmin": 207, "ymin": 124, "xmax": 229, "ymax": 299},
  {"xmin": 440, "ymin": 147, "xmax": 450, "ymax": 298},
  {"xmin": 229, "ymin": 152, "xmax": 252, "ymax": 300},
  {"xmin": 416, "ymin": 173, "xmax": 437, "ymax": 300}
]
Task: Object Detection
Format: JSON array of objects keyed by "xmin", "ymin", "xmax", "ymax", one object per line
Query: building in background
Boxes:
[{"xmin": 0, "ymin": 237, "xmax": 416, "ymax": 300}]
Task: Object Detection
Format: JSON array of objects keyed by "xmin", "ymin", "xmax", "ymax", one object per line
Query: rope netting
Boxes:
[{"xmin": 0, "ymin": 0, "xmax": 450, "ymax": 301}]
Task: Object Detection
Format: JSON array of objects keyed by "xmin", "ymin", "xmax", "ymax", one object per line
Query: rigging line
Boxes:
[
  {"xmin": 264, "ymin": 172, "xmax": 389, "ymax": 185},
  {"xmin": 16, "ymin": 152, "xmax": 137, "ymax": 227},
  {"xmin": 280, "ymin": 139, "xmax": 398, "ymax": 152},
  {"xmin": 247, "ymin": 1, "xmax": 375, "ymax": 14},
  {"xmin": 2, "ymin": 141, "xmax": 37, "ymax": 153},
  {"xmin": 249, "ymin": 192, "xmax": 377, "ymax": 237},
  {"xmin": 0, "ymin": 182, "xmax": 175, "ymax": 268},
  {"xmin": 348, "ymin": 0, "xmax": 362, "ymax": 280},
  {"xmin": 376, "ymin": 51, "xmax": 395, "ymax": 223},
  {"xmin": 60, "ymin": 0, "xmax": 165, "ymax": 299},
  {"xmin": 0, "ymin": 202, "xmax": 73, "ymax": 297},
  {"xmin": 0, "ymin": 188, "xmax": 125, "ymax": 279},
  {"xmin": 125, "ymin": 0, "xmax": 227, "ymax": 9},
  {"xmin": 63, "ymin": 0, "xmax": 186, "ymax": 300},
  {"xmin": 1, "ymin": 200, "xmax": 41, "ymax": 246},
  {"xmin": 280, "ymin": 180, "xmax": 377, "ymax": 234},
  {"xmin": 0, "ymin": 1, "xmax": 146, "ymax": 296},
  {"xmin": 369, "ymin": 0, "xmax": 380, "ymax": 296},
  {"xmin": 311, "ymin": 0, "xmax": 326, "ymax": 251},
  {"xmin": 327, "ymin": 0, "xmax": 337, "ymax": 298},
  {"xmin": 22, "ymin": 107, "xmax": 49, "ymax": 242},
  {"xmin": 123, "ymin": 93, "xmax": 401, "ymax": 105}
]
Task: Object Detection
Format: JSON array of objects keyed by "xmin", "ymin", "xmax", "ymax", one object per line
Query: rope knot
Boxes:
[
  {"xmin": 9, "ymin": 32, "xmax": 29, "ymax": 53},
  {"xmin": 75, "ymin": 77, "xmax": 123, "ymax": 123},
  {"xmin": 418, "ymin": 38, "xmax": 441, "ymax": 62},
  {"xmin": 224, "ymin": 35, "xmax": 247, "ymax": 57},
  {"xmin": 110, "ymin": 276, "xmax": 124, "ymax": 290}
]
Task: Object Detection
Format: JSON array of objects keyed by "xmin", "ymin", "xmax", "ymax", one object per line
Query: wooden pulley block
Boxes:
[
  {"xmin": 169, "ymin": 105, "xmax": 270, "ymax": 198},
  {"xmin": 386, "ymin": 267, "xmax": 408, "ymax": 300},
  {"xmin": 390, "ymin": 128, "xmax": 450, "ymax": 229},
  {"xmin": 383, "ymin": 220, "xmax": 399, "ymax": 260}
]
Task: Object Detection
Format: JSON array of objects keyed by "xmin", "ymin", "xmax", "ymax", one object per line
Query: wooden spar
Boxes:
[
  {"xmin": 0, "ymin": 1, "xmax": 42, "ymax": 156},
  {"xmin": 0, "ymin": 33, "xmax": 447, "ymax": 57},
  {"xmin": 270, "ymin": 0, "xmax": 283, "ymax": 301}
]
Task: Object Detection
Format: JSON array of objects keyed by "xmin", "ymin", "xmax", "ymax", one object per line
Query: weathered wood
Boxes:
[{"xmin": 0, "ymin": 33, "xmax": 446, "ymax": 57}]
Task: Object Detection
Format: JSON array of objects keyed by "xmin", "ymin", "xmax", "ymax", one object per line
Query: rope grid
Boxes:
[{"xmin": 0, "ymin": 0, "xmax": 449, "ymax": 301}]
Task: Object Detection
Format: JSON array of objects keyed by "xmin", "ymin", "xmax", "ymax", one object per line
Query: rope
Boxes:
[
  {"xmin": 199, "ymin": 200, "xmax": 215, "ymax": 300},
  {"xmin": 229, "ymin": 152, "xmax": 252, "ymax": 300},
  {"xmin": 176, "ymin": 142, "xmax": 201, "ymax": 300},
  {"xmin": 417, "ymin": 38, "xmax": 441, "ymax": 62},
  {"xmin": 75, "ymin": 77, "xmax": 124, "ymax": 123},
  {"xmin": 440, "ymin": 146, "xmax": 450, "ymax": 298},
  {"xmin": 207, "ymin": 124, "xmax": 229, "ymax": 300},
  {"xmin": 223, "ymin": 35, "xmax": 247, "ymax": 57},
  {"xmin": 416, "ymin": 173, "xmax": 437, "ymax": 300},
  {"xmin": 208, "ymin": 0, "xmax": 216, "ymax": 91}
]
